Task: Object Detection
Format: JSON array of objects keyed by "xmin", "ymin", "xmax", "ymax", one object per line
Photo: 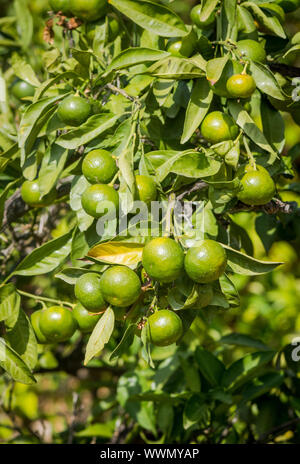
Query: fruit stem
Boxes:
[
  {"xmin": 242, "ymin": 62, "xmax": 249, "ymax": 75},
  {"xmin": 17, "ymin": 290, "xmax": 75, "ymax": 308}
]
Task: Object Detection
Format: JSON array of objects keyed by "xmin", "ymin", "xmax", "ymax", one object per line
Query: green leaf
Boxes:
[
  {"xmin": 146, "ymin": 57, "xmax": 204, "ymax": 80},
  {"xmin": 0, "ymin": 178, "xmax": 20, "ymax": 228},
  {"xmin": 18, "ymin": 94, "xmax": 66, "ymax": 161},
  {"xmin": 75, "ymin": 422, "xmax": 115, "ymax": 438},
  {"xmin": 249, "ymin": 62, "xmax": 285, "ymax": 100},
  {"xmin": 219, "ymin": 333, "xmax": 270, "ymax": 351},
  {"xmin": 109, "ymin": 324, "xmax": 136, "ymax": 361},
  {"xmin": 56, "ymin": 113, "xmax": 120, "ymax": 149},
  {"xmin": 260, "ymin": 99, "xmax": 285, "ymax": 153},
  {"xmin": 11, "ymin": 54, "xmax": 40, "ymax": 87},
  {"xmin": 38, "ymin": 144, "xmax": 68, "ymax": 197},
  {"xmin": 0, "ymin": 337, "xmax": 36, "ymax": 385},
  {"xmin": 242, "ymin": 1, "xmax": 286, "ymax": 38},
  {"xmin": 195, "ymin": 346, "xmax": 225, "ymax": 387},
  {"xmin": 222, "ymin": 350, "xmax": 276, "ymax": 391},
  {"xmin": 6, "ymin": 309, "xmax": 38, "ymax": 370},
  {"xmin": 33, "ymin": 71, "xmax": 78, "ymax": 102},
  {"xmin": 106, "ymin": 48, "xmax": 170, "ymax": 73},
  {"xmin": 84, "ymin": 307, "xmax": 115, "ymax": 365},
  {"xmin": 241, "ymin": 372, "xmax": 284, "ymax": 403},
  {"xmin": 206, "ymin": 55, "xmax": 229, "ymax": 85},
  {"xmin": 227, "ymin": 100, "xmax": 277, "ymax": 160},
  {"xmin": 70, "ymin": 175, "xmax": 94, "ymax": 232},
  {"xmin": 55, "ymin": 267, "xmax": 90, "ymax": 285},
  {"xmin": 0, "ymin": 284, "xmax": 20, "ymax": 323},
  {"xmin": 222, "ymin": 244, "xmax": 282, "ymax": 275},
  {"xmin": 219, "ymin": 274, "xmax": 240, "ymax": 307},
  {"xmin": 13, "ymin": 231, "xmax": 73, "ymax": 276},
  {"xmin": 148, "ymin": 149, "xmax": 220, "ymax": 181},
  {"xmin": 181, "ymin": 78, "xmax": 213, "ymax": 144},
  {"xmin": 109, "ymin": 0, "xmax": 187, "ymax": 37},
  {"xmin": 14, "ymin": 0, "xmax": 33, "ymax": 48},
  {"xmin": 183, "ymin": 394, "xmax": 210, "ymax": 430},
  {"xmin": 200, "ymin": 0, "xmax": 219, "ymax": 21}
]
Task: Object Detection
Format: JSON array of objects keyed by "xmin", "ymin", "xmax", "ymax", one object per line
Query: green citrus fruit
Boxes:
[
  {"xmin": 21, "ymin": 180, "xmax": 57, "ymax": 207},
  {"xmin": 275, "ymin": 0, "xmax": 300, "ymax": 13},
  {"xmin": 74, "ymin": 272, "xmax": 106, "ymax": 312},
  {"xmin": 201, "ymin": 111, "xmax": 239, "ymax": 144},
  {"xmin": 82, "ymin": 149, "xmax": 118, "ymax": 184},
  {"xmin": 209, "ymin": 60, "xmax": 243, "ymax": 98},
  {"xmin": 57, "ymin": 95, "xmax": 91, "ymax": 126},
  {"xmin": 238, "ymin": 164, "xmax": 276, "ymax": 205},
  {"xmin": 86, "ymin": 15, "xmax": 120, "ymax": 43},
  {"xmin": 184, "ymin": 240, "xmax": 227, "ymax": 283},
  {"xmin": 226, "ymin": 73, "xmax": 256, "ymax": 98},
  {"xmin": 31, "ymin": 310, "xmax": 48, "ymax": 344},
  {"xmin": 11, "ymin": 81, "xmax": 35, "ymax": 100},
  {"xmin": 190, "ymin": 4, "xmax": 215, "ymax": 28},
  {"xmin": 135, "ymin": 175, "xmax": 157, "ymax": 205},
  {"xmin": 148, "ymin": 310, "xmax": 183, "ymax": 347},
  {"xmin": 100, "ymin": 266, "xmax": 141, "ymax": 307},
  {"xmin": 237, "ymin": 39, "xmax": 267, "ymax": 63},
  {"xmin": 72, "ymin": 303, "xmax": 101, "ymax": 333},
  {"xmin": 39, "ymin": 306, "xmax": 77, "ymax": 342},
  {"xmin": 142, "ymin": 237, "xmax": 184, "ymax": 283},
  {"xmin": 167, "ymin": 31, "xmax": 197, "ymax": 58},
  {"xmin": 81, "ymin": 184, "xmax": 119, "ymax": 218},
  {"xmin": 49, "ymin": 0, "xmax": 71, "ymax": 14},
  {"xmin": 69, "ymin": 0, "xmax": 107, "ymax": 21}
]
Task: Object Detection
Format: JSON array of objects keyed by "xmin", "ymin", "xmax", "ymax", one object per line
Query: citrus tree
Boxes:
[{"xmin": 0, "ymin": 0, "xmax": 300, "ymax": 444}]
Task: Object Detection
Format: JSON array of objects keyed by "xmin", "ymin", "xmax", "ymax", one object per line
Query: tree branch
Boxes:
[{"xmin": 230, "ymin": 198, "xmax": 298, "ymax": 215}]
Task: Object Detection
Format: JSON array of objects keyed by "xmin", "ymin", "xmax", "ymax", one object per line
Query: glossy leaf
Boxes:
[
  {"xmin": 13, "ymin": 231, "xmax": 73, "ymax": 276},
  {"xmin": 223, "ymin": 244, "xmax": 282, "ymax": 275},
  {"xmin": 195, "ymin": 346, "xmax": 225, "ymax": 387},
  {"xmin": 56, "ymin": 113, "xmax": 120, "ymax": 149},
  {"xmin": 106, "ymin": 48, "xmax": 170, "ymax": 73},
  {"xmin": 181, "ymin": 78, "xmax": 213, "ymax": 144},
  {"xmin": 0, "ymin": 284, "xmax": 20, "ymax": 323},
  {"xmin": 88, "ymin": 241, "xmax": 144, "ymax": 266},
  {"xmin": 109, "ymin": 0, "xmax": 187, "ymax": 37},
  {"xmin": 0, "ymin": 337, "xmax": 36, "ymax": 385},
  {"xmin": 6, "ymin": 309, "xmax": 38, "ymax": 370},
  {"xmin": 84, "ymin": 307, "xmax": 115, "ymax": 365}
]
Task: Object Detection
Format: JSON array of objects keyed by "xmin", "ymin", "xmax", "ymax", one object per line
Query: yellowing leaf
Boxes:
[
  {"xmin": 88, "ymin": 241, "xmax": 144, "ymax": 266},
  {"xmin": 84, "ymin": 307, "xmax": 115, "ymax": 365}
]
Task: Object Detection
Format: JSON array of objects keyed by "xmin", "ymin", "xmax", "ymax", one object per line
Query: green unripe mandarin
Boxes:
[
  {"xmin": 135, "ymin": 175, "xmax": 157, "ymax": 204},
  {"xmin": 82, "ymin": 149, "xmax": 118, "ymax": 184},
  {"xmin": 148, "ymin": 310, "xmax": 183, "ymax": 347},
  {"xmin": 238, "ymin": 165, "xmax": 276, "ymax": 206},
  {"xmin": 31, "ymin": 310, "xmax": 48, "ymax": 344},
  {"xmin": 81, "ymin": 184, "xmax": 119, "ymax": 218},
  {"xmin": 69, "ymin": 0, "xmax": 107, "ymax": 21},
  {"xmin": 201, "ymin": 111, "xmax": 239, "ymax": 144},
  {"xmin": 142, "ymin": 237, "xmax": 184, "ymax": 283},
  {"xmin": 209, "ymin": 60, "xmax": 244, "ymax": 98},
  {"xmin": 74, "ymin": 273, "xmax": 106, "ymax": 312},
  {"xmin": 39, "ymin": 306, "xmax": 77, "ymax": 343},
  {"xmin": 190, "ymin": 4, "xmax": 215, "ymax": 28},
  {"xmin": 237, "ymin": 39, "xmax": 267, "ymax": 63},
  {"xmin": 12, "ymin": 81, "xmax": 35, "ymax": 100},
  {"xmin": 184, "ymin": 240, "xmax": 227, "ymax": 284},
  {"xmin": 49, "ymin": 0, "xmax": 71, "ymax": 14},
  {"xmin": 57, "ymin": 95, "xmax": 91, "ymax": 126},
  {"xmin": 166, "ymin": 31, "xmax": 197, "ymax": 58},
  {"xmin": 226, "ymin": 74, "xmax": 256, "ymax": 99},
  {"xmin": 100, "ymin": 266, "xmax": 141, "ymax": 307},
  {"xmin": 72, "ymin": 303, "xmax": 101, "ymax": 333},
  {"xmin": 21, "ymin": 180, "xmax": 57, "ymax": 207}
]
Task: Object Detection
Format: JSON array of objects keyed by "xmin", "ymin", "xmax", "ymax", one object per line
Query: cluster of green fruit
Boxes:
[{"xmin": 31, "ymin": 237, "xmax": 228, "ymax": 347}]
